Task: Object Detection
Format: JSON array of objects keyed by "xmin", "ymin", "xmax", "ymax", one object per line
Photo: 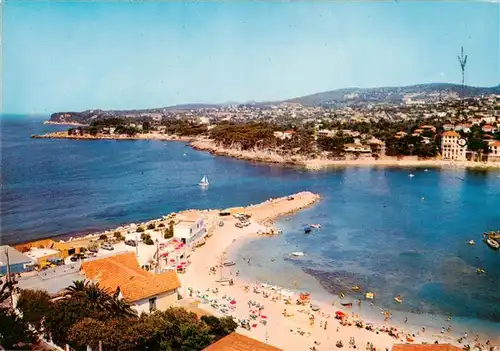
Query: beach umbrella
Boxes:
[
  {"xmin": 230, "ymin": 300, "xmax": 236, "ymax": 305},
  {"xmin": 335, "ymin": 311, "xmax": 346, "ymax": 318},
  {"xmin": 169, "ymin": 258, "xmax": 176, "ymax": 262}
]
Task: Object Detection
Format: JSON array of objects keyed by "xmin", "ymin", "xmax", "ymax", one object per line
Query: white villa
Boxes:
[{"xmin": 173, "ymin": 212, "xmax": 206, "ymax": 245}]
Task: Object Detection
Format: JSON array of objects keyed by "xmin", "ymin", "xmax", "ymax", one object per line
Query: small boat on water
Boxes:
[
  {"xmin": 304, "ymin": 225, "xmax": 312, "ymax": 233},
  {"xmin": 365, "ymin": 292, "xmax": 375, "ymax": 300},
  {"xmin": 339, "ymin": 292, "xmax": 345, "ymax": 299},
  {"xmin": 310, "ymin": 224, "xmax": 321, "ymax": 229},
  {"xmin": 468, "ymin": 240, "xmax": 475, "ymax": 245},
  {"xmin": 223, "ymin": 261, "xmax": 235, "ymax": 267},
  {"xmin": 351, "ymin": 286, "xmax": 360, "ymax": 291},
  {"xmin": 477, "ymin": 268, "xmax": 486, "ymax": 274},
  {"xmin": 409, "ymin": 174, "xmax": 415, "ymax": 178},
  {"xmin": 291, "ymin": 252, "xmax": 304, "ymax": 257},
  {"xmin": 199, "ymin": 175, "xmax": 209, "ymax": 186},
  {"xmin": 394, "ymin": 295, "xmax": 403, "ymax": 304},
  {"xmin": 341, "ymin": 302, "xmax": 353, "ymax": 307},
  {"xmin": 486, "ymin": 238, "xmax": 499, "ymax": 250}
]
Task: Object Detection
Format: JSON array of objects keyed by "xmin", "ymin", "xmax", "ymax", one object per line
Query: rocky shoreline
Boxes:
[{"xmin": 32, "ymin": 131, "xmax": 500, "ymax": 170}]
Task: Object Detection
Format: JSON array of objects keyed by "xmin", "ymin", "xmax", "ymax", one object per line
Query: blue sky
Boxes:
[{"xmin": 3, "ymin": 1, "xmax": 499, "ymax": 114}]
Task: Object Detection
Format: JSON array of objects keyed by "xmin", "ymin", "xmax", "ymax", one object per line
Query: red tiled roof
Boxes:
[
  {"xmin": 442, "ymin": 131, "xmax": 460, "ymax": 137},
  {"xmin": 392, "ymin": 344, "xmax": 462, "ymax": 351},
  {"xmin": 203, "ymin": 333, "xmax": 283, "ymax": 351},
  {"xmin": 81, "ymin": 252, "xmax": 180, "ymax": 302}
]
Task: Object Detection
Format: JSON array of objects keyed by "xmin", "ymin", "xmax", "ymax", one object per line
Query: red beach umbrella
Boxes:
[
  {"xmin": 335, "ymin": 311, "xmax": 346, "ymax": 317},
  {"xmin": 169, "ymin": 259, "xmax": 176, "ymax": 262},
  {"xmin": 230, "ymin": 300, "xmax": 236, "ymax": 305}
]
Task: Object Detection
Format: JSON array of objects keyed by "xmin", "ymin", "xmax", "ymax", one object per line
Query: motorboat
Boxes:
[
  {"xmin": 486, "ymin": 238, "xmax": 499, "ymax": 250},
  {"xmin": 468, "ymin": 240, "xmax": 475, "ymax": 245},
  {"xmin": 310, "ymin": 224, "xmax": 322, "ymax": 229},
  {"xmin": 394, "ymin": 295, "xmax": 403, "ymax": 304},
  {"xmin": 409, "ymin": 173, "xmax": 415, "ymax": 178},
  {"xmin": 476, "ymin": 268, "xmax": 486, "ymax": 274},
  {"xmin": 351, "ymin": 286, "xmax": 360, "ymax": 291},
  {"xmin": 291, "ymin": 252, "xmax": 304, "ymax": 257}
]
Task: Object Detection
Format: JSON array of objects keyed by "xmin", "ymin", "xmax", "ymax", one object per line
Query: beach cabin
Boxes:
[
  {"xmin": 0, "ymin": 245, "xmax": 36, "ymax": 275},
  {"xmin": 81, "ymin": 252, "xmax": 181, "ymax": 314},
  {"xmin": 173, "ymin": 213, "xmax": 206, "ymax": 245}
]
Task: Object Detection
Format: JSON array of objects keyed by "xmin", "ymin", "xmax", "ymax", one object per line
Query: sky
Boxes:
[{"xmin": 3, "ymin": 1, "xmax": 499, "ymax": 114}]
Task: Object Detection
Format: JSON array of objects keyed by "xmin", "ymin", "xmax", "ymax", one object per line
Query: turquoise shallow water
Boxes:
[{"xmin": 1, "ymin": 116, "xmax": 500, "ymax": 335}]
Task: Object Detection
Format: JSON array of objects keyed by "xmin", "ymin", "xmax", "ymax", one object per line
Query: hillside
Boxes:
[
  {"xmin": 48, "ymin": 83, "xmax": 500, "ymax": 124},
  {"xmin": 285, "ymin": 83, "xmax": 500, "ymax": 107}
]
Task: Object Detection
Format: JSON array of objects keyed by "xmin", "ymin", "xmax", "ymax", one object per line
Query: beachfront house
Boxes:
[
  {"xmin": 203, "ymin": 332, "xmax": 283, "ymax": 351},
  {"xmin": 441, "ymin": 131, "xmax": 466, "ymax": 161},
  {"xmin": 81, "ymin": 252, "xmax": 181, "ymax": 314},
  {"xmin": 0, "ymin": 246, "xmax": 36, "ymax": 274},
  {"xmin": 487, "ymin": 141, "xmax": 500, "ymax": 162},
  {"xmin": 173, "ymin": 213, "xmax": 206, "ymax": 245}
]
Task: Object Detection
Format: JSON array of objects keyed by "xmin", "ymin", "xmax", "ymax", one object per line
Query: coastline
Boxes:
[
  {"xmin": 32, "ymin": 130, "xmax": 500, "ymax": 170},
  {"xmin": 179, "ymin": 192, "xmax": 499, "ymax": 350},
  {"xmin": 42, "ymin": 121, "xmax": 88, "ymax": 126},
  {"xmin": 13, "ymin": 189, "xmax": 499, "ymax": 349}
]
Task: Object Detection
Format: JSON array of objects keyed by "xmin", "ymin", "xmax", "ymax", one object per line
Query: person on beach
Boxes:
[
  {"xmin": 404, "ymin": 317, "xmax": 408, "ymax": 323},
  {"xmin": 324, "ymin": 320, "xmax": 328, "ymax": 330}
]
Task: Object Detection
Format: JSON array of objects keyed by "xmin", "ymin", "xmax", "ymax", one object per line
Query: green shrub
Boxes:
[
  {"xmin": 143, "ymin": 237, "xmax": 154, "ymax": 245},
  {"xmin": 136, "ymin": 226, "xmax": 145, "ymax": 233},
  {"xmin": 147, "ymin": 223, "xmax": 155, "ymax": 230},
  {"xmin": 98, "ymin": 234, "xmax": 107, "ymax": 241}
]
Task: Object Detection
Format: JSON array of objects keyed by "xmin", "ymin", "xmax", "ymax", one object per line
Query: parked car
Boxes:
[
  {"xmin": 70, "ymin": 253, "xmax": 87, "ymax": 262},
  {"xmin": 101, "ymin": 243, "xmax": 114, "ymax": 251},
  {"xmin": 235, "ymin": 222, "xmax": 244, "ymax": 228},
  {"xmin": 125, "ymin": 239, "xmax": 137, "ymax": 247},
  {"xmin": 88, "ymin": 246, "xmax": 99, "ymax": 253}
]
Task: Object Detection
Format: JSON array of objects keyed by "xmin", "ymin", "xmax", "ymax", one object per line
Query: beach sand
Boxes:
[{"xmin": 179, "ymin": 192, "xmax": 496, "ymax": 351}]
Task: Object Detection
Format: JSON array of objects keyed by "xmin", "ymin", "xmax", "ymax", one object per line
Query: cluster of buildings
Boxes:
[{"xmin": 1, "ymin": 211, "xmax": 210, "ymax": 316}]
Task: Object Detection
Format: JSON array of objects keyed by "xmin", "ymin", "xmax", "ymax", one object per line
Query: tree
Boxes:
[
  {"xmin": 0, "ymin": 310, "xmax": 36, "ymax": 350},
  {"xmin": 147, "ymin": 223, "xmax": 156, "ymax": 230},
  {"xmin": 0, "ymin": 281, "xmax": 36, "ymax": 349},
  {"xmin": 201, "ymin": 315, "xmax": 238, "ymax": 340},
  {"xmin": 16, "ymin": 289, "xmax": 51, "ymax": 331},
  {"xmin": 113, "ymin": 231, "xmax": 124, "ymax": 241},
  {"xmin": 107, "ymin": 295, "xmax": 137, "ymax": 318},
  {"xmin": 99, "ymin": 234, "xmax": 108, "ymax": 241},
  {"xmin": 64, "ymin": 280, "xmax": 89, "ymax": 298},
  {"xmin": 136, "ymin": 226, "xmax": 145, "ymax": 233}
]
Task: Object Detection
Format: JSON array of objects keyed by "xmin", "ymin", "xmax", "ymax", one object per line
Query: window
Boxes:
[{"xmin": 149, "ymin": 297, "xmax": 157, "ymax": 312}]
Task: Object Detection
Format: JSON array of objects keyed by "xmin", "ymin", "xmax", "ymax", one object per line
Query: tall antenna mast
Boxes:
[{"xmin": 458, "ymin": 46, "xmax": 468, "ymax": 97}]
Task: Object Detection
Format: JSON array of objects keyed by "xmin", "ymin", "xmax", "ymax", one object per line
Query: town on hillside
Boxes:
[{"xmin": 46, "ymin": 94, "xmax": 500, "ymax": 163}]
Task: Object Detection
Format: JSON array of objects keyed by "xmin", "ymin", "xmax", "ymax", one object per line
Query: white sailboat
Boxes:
[{"xmin": 199, "ymin": 175, "xmax": 209, "ymax": 186}]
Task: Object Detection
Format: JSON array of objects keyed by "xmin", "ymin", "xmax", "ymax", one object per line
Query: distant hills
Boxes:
[
  {"xmin": 283, "ymin": 83, "xmax": 500, "ymax": 107},
  {"xmin": 49, "ymin": 83, "xmax": 500, "ymax": 124}
]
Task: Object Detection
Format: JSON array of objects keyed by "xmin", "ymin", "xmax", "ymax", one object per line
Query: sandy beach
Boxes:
[{"xmin": 177, "ymin": 192, "xmax": 498, "ymax": 351}]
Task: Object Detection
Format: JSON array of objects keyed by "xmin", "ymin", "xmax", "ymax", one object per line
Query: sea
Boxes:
[{"xmin": 1, "ymin": 116, "xmax": 500, "ymax": 338}]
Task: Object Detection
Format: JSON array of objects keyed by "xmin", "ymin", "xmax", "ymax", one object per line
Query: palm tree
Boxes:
[
  {"xmin": 83, "ymin": 282, "xmax": 111, "ymax": 309},
  {"xmin": 107, "ymin": 295, "xmax": 137, "ymax": 318},
  {"xmin": 64, "ymin": 279, "xmax": 89, "ymax": 298}
]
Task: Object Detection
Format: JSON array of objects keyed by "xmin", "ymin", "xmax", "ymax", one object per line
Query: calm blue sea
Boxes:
[{"xmin": 1, "ymin": 116, "xmax": 500, "ymax": 335}]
